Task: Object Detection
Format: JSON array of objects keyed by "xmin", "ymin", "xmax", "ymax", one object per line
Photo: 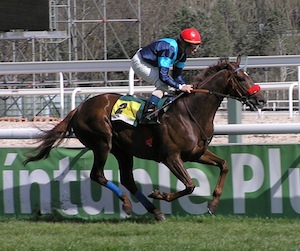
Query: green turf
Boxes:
[{"xmin": 0, "ymin": 215, "xmax": 299, "ymax": 251}]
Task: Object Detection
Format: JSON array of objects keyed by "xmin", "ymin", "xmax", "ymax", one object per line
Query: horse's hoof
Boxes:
[
  {"xmin": 148, "ymin": 189, "xmax": 160, "ymax": 199},
  {"xmin": 122, "ymin": 194, "xmax": 132, "ymax": 215},
  {"xmin": 122, "ymin": 205, "xmax": 132, "ymax": 215},
  {"xmin": 207, "ymin": 203, "xmax": 216, "ymax": 216},
  {"xmin": 153, "ymin": 209, "xmax": 166, "ymax": 221}
]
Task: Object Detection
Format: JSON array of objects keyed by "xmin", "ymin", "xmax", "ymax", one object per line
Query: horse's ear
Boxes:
[{"xmin": 236, "ymin": 55, "xmax": 241, "ymax": 65}]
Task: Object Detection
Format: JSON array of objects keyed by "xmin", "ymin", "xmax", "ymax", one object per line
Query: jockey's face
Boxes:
[
  {"xmin": 185, "ymin": 43, "xmax": 200, "ymax": 56},
  {"xmin": 179, "ymin": 39, "xmax": 200, "ymax": 56}
]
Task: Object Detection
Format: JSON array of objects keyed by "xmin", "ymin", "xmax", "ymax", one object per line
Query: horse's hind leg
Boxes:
[
  {"xmin": 114, "ymin": 149, "xmax": 166, "ymax": 221},
  {"xmin": 90, "ymin": 146, "xmax": 132, "ymax": 216},
  {"xmin": 199, "ymin": 149, "xmax": 229, "ymax": 215}
]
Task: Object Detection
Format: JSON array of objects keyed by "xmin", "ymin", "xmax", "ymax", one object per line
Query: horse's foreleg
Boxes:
[
  {"xmin": 115, "ymin": 151, "xmax": 166, "ymax": 221},
  {"xmin": 149, "ymin": 156, "xmax": 195, "ymax": 201},
  {"xmin": 199, "ymin": 149, "xmax": 229, "ymax": 215}
]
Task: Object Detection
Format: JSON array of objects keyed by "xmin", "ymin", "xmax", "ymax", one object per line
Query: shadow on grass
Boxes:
[
  {"xmin": 0, "ymin": 210, "xmax": 214, "ymax": 225},
  {"xmin": 24, "ymin": 211, "xmax": 159, "ymax": 224},
  {"xmin": 29, "ymin": 210, "xmax": 215, "ymax": 224}
]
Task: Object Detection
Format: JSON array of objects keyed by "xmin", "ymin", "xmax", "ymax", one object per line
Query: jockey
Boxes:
[{"xmin": 131, "ymin": 28, "xmax": 202, "ymax": 124}]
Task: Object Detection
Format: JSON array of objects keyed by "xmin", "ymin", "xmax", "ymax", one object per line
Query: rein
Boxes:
[
  {"xmin": 183, "ymin": 87, "xmax": 244, "ymax": 145},
  {"xmin": 191, "ymin": 88, "xmax": 243, "ymax": 102},
  {"xmin": 182, "ymin": 96, "xmax": 213, "ymax": 145}
]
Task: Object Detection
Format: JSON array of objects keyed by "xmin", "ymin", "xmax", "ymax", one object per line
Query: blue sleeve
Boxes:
[
  {"xmin": 172, "ymin": 66, "xmax": 186, "ymax": 86},
  {"xmin": 174, "ymin": 75, "xmax": 185, "ymax": 86},
  {"xmin": 159, "ymin": 67, "xmax": 180, "ymax": 89}
]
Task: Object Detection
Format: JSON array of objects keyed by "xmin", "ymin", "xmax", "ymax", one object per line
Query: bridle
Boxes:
[
  {"xmin": 191, "ymin": 66, "xmax": 261, "ymax": 109},
  {"xmin": 183, "ymin": 66, "xmax": 261, "ymax": 144}
]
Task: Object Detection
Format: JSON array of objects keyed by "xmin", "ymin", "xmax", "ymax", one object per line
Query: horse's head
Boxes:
[
  {"xmin": 224, "ymin": 55, "xmax": 266, "ymax": 110},
  {"xmin": 191, "ymin": 56, "xmax": 266, "ymax": 110}
]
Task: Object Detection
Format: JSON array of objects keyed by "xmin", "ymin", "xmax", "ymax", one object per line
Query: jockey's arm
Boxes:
[
  {"xmin": 159, "ymin": 66, "xmax": 182, "ymax": 90},
  {"xmin": 173, "ymin": 66, "xmax": 193, "ymax": 93},
  {"xmin": 159, "ymin": 66, "xmax": 193, "ymax": 92}
]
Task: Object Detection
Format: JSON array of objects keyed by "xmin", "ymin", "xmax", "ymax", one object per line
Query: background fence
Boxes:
[{"xmin": 1, "ymin": 56, "xmax": 300, "ymax": 138}]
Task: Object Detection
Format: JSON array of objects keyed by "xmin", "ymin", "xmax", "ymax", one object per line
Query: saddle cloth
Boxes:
[{"xmin": 111, "ymin": 95, "xmax": 171, "ymax": 127}]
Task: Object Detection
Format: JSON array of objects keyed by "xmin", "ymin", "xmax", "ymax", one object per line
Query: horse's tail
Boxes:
[{"xmin": 23, "ymin": 108, "xmax": 78, "ymax": 165}]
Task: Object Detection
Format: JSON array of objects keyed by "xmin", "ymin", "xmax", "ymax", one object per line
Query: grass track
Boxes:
[{"xmin": 0, "ymin": 215, "xmax": 300, "ymax": 251}]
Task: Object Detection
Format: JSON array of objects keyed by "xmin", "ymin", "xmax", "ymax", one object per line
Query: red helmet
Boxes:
[{"xmin": 180, "ymin": 28, "xmax": 201, "ymax": 44}]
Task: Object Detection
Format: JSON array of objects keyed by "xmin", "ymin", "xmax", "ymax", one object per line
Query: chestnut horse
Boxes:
[{"xmin": 24, "ymin": 56, "xmax": 266, "ymax": 221}]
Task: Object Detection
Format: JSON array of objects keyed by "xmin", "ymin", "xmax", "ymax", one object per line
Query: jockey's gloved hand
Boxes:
[{"xmin": 180, "ymin": 84, "xmax": 193, "ymax": 93}]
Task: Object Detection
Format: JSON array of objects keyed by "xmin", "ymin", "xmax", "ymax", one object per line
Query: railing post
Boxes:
[
  {"xmin": 59, "ymin": 72, "xmax": 64, "ymax": 119},
  {"xmin": 129, "ymin": 67, "xmax": 135, "ymax": 95},
  {"xmin": 289, "ymin": 82, "xmax": 298, "ymax": 118},
  {"xmin": 298, "ymin": 66, "xmax": 300, "ymax": 115},
  {"xmin": 71, "ymin": 88, "xmax": 81, "ymax": 110},
  {"xmin": 228, "ymin": 99, "xmax": 242, "ymax": 143}
]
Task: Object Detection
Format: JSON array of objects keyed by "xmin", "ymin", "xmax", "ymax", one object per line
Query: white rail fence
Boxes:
[
  {"xmin": 0, "ymin": 56, "xmax": 300, "ymax": 138},
  {"xmin": 1, "ymin": 123, "xmax": 300, "ymax": 139}
]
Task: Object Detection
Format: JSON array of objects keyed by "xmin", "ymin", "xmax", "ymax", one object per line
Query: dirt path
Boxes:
[{"xmin": 211, "ymin": 111, "xmax": 300, "ymax": 145}]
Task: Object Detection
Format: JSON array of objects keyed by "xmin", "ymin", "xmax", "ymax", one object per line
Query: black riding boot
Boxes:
[{"xmin": 140, "ymin": 102, "xmax": 159, "ymax": 124}]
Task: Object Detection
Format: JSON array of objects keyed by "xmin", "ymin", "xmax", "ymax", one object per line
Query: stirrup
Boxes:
[
  {"xmin": 140, "ymin": 114, "xmax": 160, "ymax": 124},
  {"xmin": 140, "ymin": 109, "xmax": 160, "ymax": 125}
]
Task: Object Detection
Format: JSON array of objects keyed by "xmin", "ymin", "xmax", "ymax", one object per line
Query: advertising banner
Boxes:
[{"xmin": 1, "ymin": 144, "xmax": 300, "ymax": 219}]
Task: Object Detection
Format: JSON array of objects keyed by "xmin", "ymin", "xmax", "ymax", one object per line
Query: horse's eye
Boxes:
[{"xmin": 235, "ymin": 75, "xmax": 245, "ymax": 81}]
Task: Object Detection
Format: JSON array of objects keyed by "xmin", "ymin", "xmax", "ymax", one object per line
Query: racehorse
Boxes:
[{"xmin": 24, "ymin": 55, "xmax": 266, "ymax": 221}]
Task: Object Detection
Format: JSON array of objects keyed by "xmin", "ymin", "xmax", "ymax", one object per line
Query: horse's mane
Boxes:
[{"xmin": 191, "ymin": 59, "xmax": 228, "ymax": 88}]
